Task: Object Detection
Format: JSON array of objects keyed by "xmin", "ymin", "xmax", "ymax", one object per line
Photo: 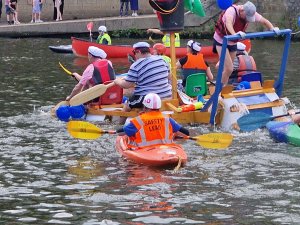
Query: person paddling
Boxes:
[
  {"xmin": 117, "ymin": 93, "xmax": 190, "ymax": 147},
  {"xmin": 96, "ymin": 25, "xmax": 112, "ymax": 45},
  {"xmin": 66, "ymin": 46, "xmax": 115, "ymax": 101}
]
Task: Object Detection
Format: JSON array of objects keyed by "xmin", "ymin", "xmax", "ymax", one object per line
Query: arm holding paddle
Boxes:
[{"xmin": 288, "ymin": 110, "xmax": 300, "ymax": 124}]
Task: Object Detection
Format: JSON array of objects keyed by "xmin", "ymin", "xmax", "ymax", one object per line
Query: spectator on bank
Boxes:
[
  {"xmin": 10, "ymin": 0, "xmax": 20, "ymax": 24},
  {"xmin": 130, "ymin": 0, "xmax": 138, "ymax": 16},
  {"xmin": 39, "ymin": 0, "xmax": 44, "ymax": 20},
  {"xmin": 119, "ymin": 0, "xmax": 129, "ymax": 17},
  {"xmin": 53, "ymin": 0, "xmax": 63, "ymax": 21},
  {"xmin": 31, "ymin": 0, "xmax": 42, "ymax": 23},
  {"xmin": 5, "ymin": 0, "xmax": 14, "ymax": 25},
  {"xmin": 55, "ymin": 0, "xmax": 62, "ymax": 21}
]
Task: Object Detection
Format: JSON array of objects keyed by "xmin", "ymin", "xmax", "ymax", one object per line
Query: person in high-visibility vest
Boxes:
[
  {"xmin": 96, "ymin": 25, "xmax": 112, "ymax": 45},
  {"xmin": 117, "ymin": 93, "xmax": 190, "ymax": 147},
  {"xmin": 152, "ymin": 43, "xmax": 171, "ymax": 66},
  {"xmin": 147, "ymin": 28, "xmax": 180, "ymax": 47}
]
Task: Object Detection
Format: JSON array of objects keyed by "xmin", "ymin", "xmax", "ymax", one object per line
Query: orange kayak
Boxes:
[{"xmin": 115, "ymin": 136, "xmax": 187, "ymax": 167}]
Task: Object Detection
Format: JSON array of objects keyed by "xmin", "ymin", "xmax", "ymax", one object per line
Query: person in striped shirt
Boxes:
[{"xmin": 114, "ymin": 41, "xmax": 172, "ymax": 124}]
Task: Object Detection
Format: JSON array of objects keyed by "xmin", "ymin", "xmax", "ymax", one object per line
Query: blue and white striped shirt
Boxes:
[{"xmin": 125, "ymin": 55, "xmax": 172, "ymax": 98}]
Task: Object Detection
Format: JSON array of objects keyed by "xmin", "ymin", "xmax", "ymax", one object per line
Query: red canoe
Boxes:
[
  {"xmin": 71, "ymin": 37, "xmax": 251, "ymax": 61},
  {"xmin": 115, "ymin": 136, "xmax": 187, "ymax": 167}
]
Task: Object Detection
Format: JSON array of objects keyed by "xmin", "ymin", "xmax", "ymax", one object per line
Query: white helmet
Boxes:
[
  {"xmin": 143, "ymin": 93, "xmax": 162, "ymax": 109},
  {"xmin": 98, "ymin": 25, "xmax": 107, "ymax": 32}
]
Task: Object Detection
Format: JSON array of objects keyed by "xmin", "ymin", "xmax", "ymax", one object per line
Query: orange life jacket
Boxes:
[
  {"xmin": 237, "ymin": 55, "xmax": 257, "ymax": 81},
  {"xmin": 89, "ymin": 59, "xmax": 115, "ymax": 86},
  {"xmin": 129, "ymin": 111, "xmax": 174, "ymax": 147},
  {"xmin": 182, "ymin": 53, "xmax": 208, "ymax": 70},
  {"xmin": 215, "ymin": 5, "xmax": 248, "ymax": 43}
]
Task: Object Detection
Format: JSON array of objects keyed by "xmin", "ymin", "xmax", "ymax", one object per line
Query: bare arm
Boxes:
[
  {"xmin": 259, "ymin": 16, "xmax": 275, "ymax": 30},
  {"xmin": 206, "ymin": 67, "xmax": 214, "ymax": 81},
  {"xmin": 66, "ymin": 83, "xmax": 83, "ymax": 101},
  {"xmin": 147, "ymin": 28, "xmax": 163, "ymax": 35},
  {"xmin": 114, "ymin": 78, "xmax": 135, "ymax": 89},
  {"xmin": 225, "ymin": 15, "xmax": 237, "ymax": 35}
]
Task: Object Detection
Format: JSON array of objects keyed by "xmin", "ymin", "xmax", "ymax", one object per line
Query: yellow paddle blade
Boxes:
[
  {"xmin": 59, "ymin": 62, "xmax": 72, "ymax": 75},
  {"xmin": 194, "ymin": 133, "xmax": 233, "ymax": 149},
  {"xmin": 67, "ymin": 121, "xmax": 102, "ymax": 140}
]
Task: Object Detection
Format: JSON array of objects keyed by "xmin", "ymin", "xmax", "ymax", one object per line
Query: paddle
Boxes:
[
  {"xmin": 59, "ymin": 61, "xmax": 72, "ymax": 75},
  {"xmin": 87, "ymin": 22, "xmax": 94, "ymax": 42},
  {"xmin": 69, "ymin": 82, "xmax": 115, "ymax": 106},
  {"xmin": 67, "ymin": 121, "xmax": 233, "ymax": 149},
  {"xmin": 237, "ymin": 111, "xmax": 300, "ymax": 132}
]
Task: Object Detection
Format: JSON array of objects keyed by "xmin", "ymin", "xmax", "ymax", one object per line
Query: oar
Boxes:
[
  {"xmin": 87, "ymin": 22, "xmax": 94, "ymax": 42},
  {"xmin": 67, "ymin": 121, "xmax": 233, "ymax": 149},
  {"xmin": 237, "ymin": 111, "xmax": 300, "ymax": 132},
  {"xmin": 177, "ymin": 133, "xmax": 233, "ymax": 149},
  {"xmin": 59, "ymin": 61, "xmax": 72, "ymax": 75},
  {"xmin": 67, "ymin": 121, "xmax": 116, "ymax": 139},
  {"xmin": 69, "ymin": 82, "xmax": 115, "ymax": 106}
]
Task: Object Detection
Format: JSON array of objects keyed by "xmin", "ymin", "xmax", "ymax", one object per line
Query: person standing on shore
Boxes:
[
  {"xmin": 5, "ymin": 0, "xmax": 14, "ymax": 25},
  {"xmin": 55, "ymin": 0, "xmax": 62, "ymax": 21},
  {"xmin": 130, "ymin": 0, "xmax": 138, "ymax": 16},
  {"xmin": 119, "ymin": 0, "xmax": 129, "ymax": 17},
  {"xmin": 53, "ymin": 0, "xmax": 63, "ymax": 20},
  {"xmin": 0, "ymin": 0, "xmax": 2, "ymax": 20}
]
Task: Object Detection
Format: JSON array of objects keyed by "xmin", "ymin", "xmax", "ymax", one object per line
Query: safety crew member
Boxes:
[
  {"xmin": 117, "ymin": 93, "xmax": 190, "ymax": 147},
  {"xmin": 176, "ymin": 40, "xmax": 214, "ymax": 87},
  {"xmin": 152, "ymin": 43, "xmax": 171, "ymax": 66},
  {"xmin": 147, "ymin": 28, "xmax": 180, "ymax": 47},
  {"xmin": 96, "ymin": 25, "xmax": 112, "ymax": 45}
]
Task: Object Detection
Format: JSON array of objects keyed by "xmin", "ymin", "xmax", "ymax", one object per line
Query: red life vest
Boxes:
[
  {"xmin": 237, "ymin": 55, "xmax": 257, "ymax": 81},
  {"xmin": 215, "ymin": 5, "xmax": 248, "ymax": 43},
  {"xmin": 129, "ymin": 111, "xmax": 174, "ymax": 147},
  {"xmin": 89, "ymin": 59, "xmax": 115, "ymax": 86}
]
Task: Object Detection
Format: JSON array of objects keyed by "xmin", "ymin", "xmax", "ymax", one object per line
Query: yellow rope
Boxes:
[
  {"xmin": 173, "ymin": 156, "xmax": 182, "ymax": 171},
  {"xmin": 151, "ymin": 0, "xmax": 180, "ymax": 15}
]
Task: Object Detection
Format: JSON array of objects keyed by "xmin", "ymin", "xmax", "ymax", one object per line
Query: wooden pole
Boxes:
[{"xmin": 170, "ymin": 32, "xmax": 177, "ymax": 99}]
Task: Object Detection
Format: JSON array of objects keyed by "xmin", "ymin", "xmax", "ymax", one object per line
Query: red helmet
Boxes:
[{"xmin": 153, "ymin": 43, "xmax": 167, "ymax": 55}]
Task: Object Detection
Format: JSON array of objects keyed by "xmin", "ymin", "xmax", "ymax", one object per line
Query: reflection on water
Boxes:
[{"xmin": 0, "ymin": 38, "xmax": 300, "ymax": 224}]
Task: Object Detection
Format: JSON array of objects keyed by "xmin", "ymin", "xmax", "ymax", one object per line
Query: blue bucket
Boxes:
[{"xmin": 69, "ymin": 105, "xmax": 85, "ymax": 119}]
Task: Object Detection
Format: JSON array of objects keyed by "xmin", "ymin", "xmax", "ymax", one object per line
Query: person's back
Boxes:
[
  {"xmin": 120, "ymin": 93, "xmax": 189, "ymax": 147},
  {"xmin": 128, "ymin": 54, "xmax": 171, "ymax": 99}
]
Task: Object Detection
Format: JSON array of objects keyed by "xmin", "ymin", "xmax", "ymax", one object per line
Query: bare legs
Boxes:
[{"xmin": 216, "ymin": 45, "xmax": 236, "ymax": 86}]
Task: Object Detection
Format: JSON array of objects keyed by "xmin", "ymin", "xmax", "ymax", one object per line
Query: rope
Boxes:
[
  {"xmin": 150, "ymin": 0, "xmax": 180, "ymax": 15},
  {"xmin": 173, "ymin": 156, "xmax": 182, "ymax": 171}
]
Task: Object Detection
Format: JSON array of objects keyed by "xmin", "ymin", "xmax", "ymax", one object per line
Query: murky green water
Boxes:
[{"xmin": 0, "ymin": 37, "xmax": 300, "ymax": 224}]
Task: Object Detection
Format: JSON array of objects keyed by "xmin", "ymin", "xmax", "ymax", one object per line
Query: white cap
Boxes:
[
  {"xmin": 243, "ymin": 1, "xmax": 256, "ymax": 22},
  {"xmin": 143, "ymin": 93, "xmax": 162, "ymax": 109},
  {"xmin": 133, "ymin": 42, "xmax": 150, "ymax": 49},
  {"xmin": 88, "ymin": 46, "xmax": 107, "ymax": 59},
  {"xmin": 187, "ymin": 40, "xmax": 201, "ymax": 52},
  {"xmin": 237, "ymin": 42, "xmax": 246, "ymax": 51},
  {"xmin": 98, "ymin": 25, "xmax": 107, "ymax": 32}
]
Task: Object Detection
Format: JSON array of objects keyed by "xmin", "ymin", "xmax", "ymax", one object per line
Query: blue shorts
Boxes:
[
  {"xmin": 5, "ymin": 5, "xmax": 14, "ymax": 15},
  {"xmin": 213, "ymin": 39, "xmax": 237, "ymax": 53}
]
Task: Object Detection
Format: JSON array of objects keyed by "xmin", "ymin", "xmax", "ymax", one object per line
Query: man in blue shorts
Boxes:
[{"xmin": 114, "ymin": 41, "xmax": 171, "ymax": 124}]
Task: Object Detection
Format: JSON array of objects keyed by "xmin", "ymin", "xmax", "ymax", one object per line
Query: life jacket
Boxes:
[
  {"xmin": 162, "ymin": 55, "xmax": 171, "ymax": 66},
  {"xmin": 237, "ymin": 54, "xmax": 257, "ymax": 81},
  {"xmin": 215, "ymin": 5, "xmax": 248, "ymax": 43},
  {"xmin": 89, "ymin": 59, "xmax": 115, "ymax": 86},
  {"xmin": 162, "ymin": 33, "xmax": 180, "ymax": 47},
  {"xmin": 129, "ymin": 111, "xmax": 174, "ymax": 147},
  {"xmin": 182, "ymin": 53, "xmax": 208, "ymax": 70},
  {"xmin": 97, "ymin": 33, "xmax": 112, "ymax": 45}
]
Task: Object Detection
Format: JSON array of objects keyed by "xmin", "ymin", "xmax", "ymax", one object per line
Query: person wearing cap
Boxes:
[
  {"xmin": 176, "ymin": 40, "xmax": 214, "ymax": 87},
  {"xmin": 66, "ymin": 46, "xmax": 115, "ymax": 101},
  {"xmin": 147, "ymin": 28, "xmax": 180, "ymax": 47},
  {"xmin": 152, "ymin": 43, "xmax": 171, "ymax": 66},
  {"xmin": 213, "ymin": 1, "xmax": 279, "ymax": 85},
  {"xmin": 117, "ymin": 93, "xmax": 189, "ymax": 147},
  {"xmin": 229, "ymin": 41, "xmax": 257, "ymax": 84},
  {"xmin": 96, "ymin": 25, "xmax": 111, "ymax": 45},
  {"xmin": 113, "ymin": 41, "xmax": 172, "ymax": 124}
]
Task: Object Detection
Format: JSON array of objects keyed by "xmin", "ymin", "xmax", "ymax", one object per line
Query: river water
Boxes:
[{"xmin": 0, "ymin": 37, "xmax": 300, "ymax": 224}]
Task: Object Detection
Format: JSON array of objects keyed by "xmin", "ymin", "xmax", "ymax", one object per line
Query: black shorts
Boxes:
[
  {"xmin": 213, "ymin": 39, "xmax": 237, "ymax": 54},
  {"xmin": 128, "ymin": 95, "xmax": 145, "ymax": 109}
]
